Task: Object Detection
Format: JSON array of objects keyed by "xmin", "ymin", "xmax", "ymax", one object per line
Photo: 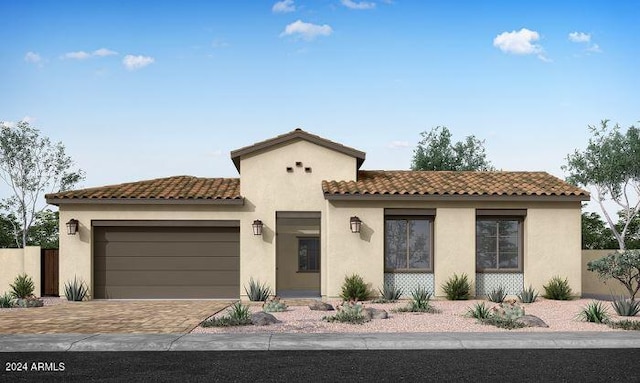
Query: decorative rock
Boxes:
[
  {"xmin": 516, "ymin": 315, "xmax": 549, "ymax": 328},
  {"xmin": 308, "ymin": 301, "xmax": 334, "ymax": 311},
  {"xmin": 15, "ymin": 297, "xmax": 44, "ymax": 308},
  {"xmin": 363, "ymin": 307, "xmax": 388, "ymax": 320},
  {"xmin": 251, "ymin": 312, "xmax": 279, "ymax": 326}
]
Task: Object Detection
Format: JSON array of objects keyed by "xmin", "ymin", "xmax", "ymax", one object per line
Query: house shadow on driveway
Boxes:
[{"xmin": 0, "ymin": 300, "xmax": 233, "ymax": 334}]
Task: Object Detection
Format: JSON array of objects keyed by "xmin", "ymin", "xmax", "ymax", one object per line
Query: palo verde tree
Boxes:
[
  {"xmin": 0, "ymin": 120, "xmax": 84, "ymax": 247},
  {"xmin": 411, "ymin": 126, "xmax": 494, "ymax": 171},
  {"xmin": 564, "ymin": 120, "xmax": 640, "ymax": 250}
]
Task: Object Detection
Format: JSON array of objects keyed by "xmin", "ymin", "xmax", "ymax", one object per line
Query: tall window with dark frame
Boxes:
[
  {"xmin": 476, "ymin": 218, "xmax": 522, "ymax": 271},
  {"xmin": 298, "ymin": 237, "xmax": 319, "ymax": 272},
  {"xmin": 385, "ymin": 218, "xmax": 432, "ymax": 272}
]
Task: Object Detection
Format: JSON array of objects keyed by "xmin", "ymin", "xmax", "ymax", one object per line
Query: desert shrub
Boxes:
[
  {"xmin": 0, "ymin": 292, "xmax": 13, "ymax": 308},
  {"xmin": 340, "ymin": 274, "xmax": 370, "ymax": 301},
  {"xmin": 490, "ymin": 301, "xmax": 525, "ymax": 321},
  {"xmin": 518, "ymin": 285, "xmax": 539, "ymax": 303},
  {"xmin": 608, "ymin": 319, "xmax": 640, "ymax": 331},
  {"xmin": 263, "ymin": 297, "xmax": 287, "ymax": 313},
  {"xmin": 487, "ymin": 286, "xmax": 506, "ymax": 303},
  {"xmin": 611, "ymin": 296, "xmax": 640, "ymax": 317},
  {"xmin": 244, "ymin": 278, "xmax": 272, "ymax": 302},
  {"xmin": 64, "ymin": 276, "xmax": 89, "ymax": 301},
  {"xmin": 587, "ymin": 250, "xmax": 640, "ymax": 300},
  {"xmin": 10, "ymin": 274, "xmax": 35, "ymax": 299},
  {"xmin": 481, "ymin": 316, "xmax": 526, "ymax": 330},
  {"xmin": 442, "ymin": 273, "xmax": 471, "ymax": 300},
  {"xmin": 543, "ymin": 276, "xmax": 573, "ymax": 300},
  {"xmin": 201, "ymin": 302, "xmax": 252, "ymax": 327},
  {"xmin": 373, "ymin": 284, "xmax": 402, "ymax": 303},
  {"xmin": 323, "ymin": 301, "xmax": 367, "ymax": 324},
  {"xmin": 577, "ymin": 301, "xmax": 609, "ymax": 324},
  {"xmin": 395, "ymin": 287, "xmax": 438, "ymax": 313},
  {"xmin": 466, "ymin": 302, "xmax": 491, "ymax": 319}
]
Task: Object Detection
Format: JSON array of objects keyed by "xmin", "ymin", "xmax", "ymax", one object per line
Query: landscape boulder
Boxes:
[
  {"xmin": 251, "ymin": 312, "xmax": 279, "ymax": 326},
  {"xmin": 515, "ymin": 315, "xmax": 549, "ymax": 328},
  {"xmin": 363, "ymin": 307, "xmax": 388, "ymax": 320},
  {"xmin": 308, "ymin": 301, "xmax": 334, "ymax": 311}
]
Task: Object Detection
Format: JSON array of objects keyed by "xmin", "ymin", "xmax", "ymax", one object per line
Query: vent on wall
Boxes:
[
  {"xmin": 286, "ymin": 167, "xmax": 293, "ymax": 173},
  {"xmin": 296, "ymin": 161, "xmax": 303, "ymax": 167},
  {"xmin": 305, "ymin": 167, "xmax": 312, "ymax": 173}
]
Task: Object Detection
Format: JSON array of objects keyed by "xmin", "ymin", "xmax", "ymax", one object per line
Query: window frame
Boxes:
[
  {"xmin": 384, "ymin": 215, "xmax": 434, "ymax": 273},
  {"xmin": 475, "ymin": 216, "xmax": 524, "ymax": 273},
  {"xmin": 297, "ymin": 236, "xmax": 320, "ymax": 273}
]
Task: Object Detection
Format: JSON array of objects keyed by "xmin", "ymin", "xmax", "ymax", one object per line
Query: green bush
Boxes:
[
  {"xmin": 340, "ymin": 274, "xmax": 371, "ymax": 301},
  {"xmin": 263, "ymin": 297, "xmax": 287, "ymax": 313},
  {"xmin": 201, "ymin": 302, "xmax": 252, "ymax": 327},
  {"xmin": 323, "ymin": 301, "xmax": 367, "ymax": 324},
  {"xmin": 64, "ymin": 276, "xmax": 89, "ymax": 301},
  {"xmin": 10, "ymin": 274, "xmax": 35, "ymax": 299},
  {"xmin": 244, "ymin": 278, "xmax": 272, "ymax": 302},
  {"xmin": 373, "ymin": 284, "xmax": 402, "ymax": 303},
  {"xmin": 480, "ymin": 316, "xmax": 526, "ymax": 330},
  {"xmin": 518, "ymin": 285, "xmax": 539, "ymax": 303},
  {"xmin": 577, "ymin": 301, "xmax": 609, "ymax": 324},
  {"xmin": 466, "ymin": 302, "xmax": 491, "ymax": 319},
  {"xmin": 543, "ymin": 276, "xmax": 573, "ymax": 300},
  {"xmin": 487, "ymin": 286, "xmax": 506, "ymax": 303},
  {"xmin": 442, "ymin": 273, "xmax": 472, "ymax": 300},
  {"xmin": 608, "ymin": 319, "xmax": 640, "ymax": 331},
  {"xmin": 0, "ymin": 292, "xmax": 13, "ymax": 308},
  {"xmin": 395, "ymin": 287, "xmax": 438, "ymax": 313},
  {"xmin": 587, "ymin": 250, "xmax": 640, "ymax": 300},
  {"xmin": 611, "ymin": 296, "xmax": 640, "ymax": 317},
  {"xmin": 490, "ymin": 301, "xmax": 525, "ymax": 321}
]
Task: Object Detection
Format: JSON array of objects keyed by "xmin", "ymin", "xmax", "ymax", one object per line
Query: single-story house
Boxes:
[{"xmin": 46, "ymin": 129, "xmax": 590, "ymax": 300}]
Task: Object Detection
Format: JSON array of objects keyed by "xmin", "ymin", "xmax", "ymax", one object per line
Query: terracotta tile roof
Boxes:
[
  {"xmin": 45, "ymin": 176, "xmax": 241, "ymax": 201},
  {"xmin": 322, "ymin": 171, "xmax": 589, "ymax": 199}
]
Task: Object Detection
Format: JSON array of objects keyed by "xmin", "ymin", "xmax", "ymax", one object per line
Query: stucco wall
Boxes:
[
  {"xmin": 582, "ymin": 249, "xmax": 628, "ymax": 298},
  {"xmin": 239, "ymin": 139, "xmax": 357, "ymax": 298},
  {"xmin": 0, "ymin": 247, "xmax": 41, "ymax": 296}
]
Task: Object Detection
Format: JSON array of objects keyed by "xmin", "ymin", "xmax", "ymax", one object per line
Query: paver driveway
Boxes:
[{"xmin": 0, "ymin": 300, "xmax": 232, "ymax": 334}]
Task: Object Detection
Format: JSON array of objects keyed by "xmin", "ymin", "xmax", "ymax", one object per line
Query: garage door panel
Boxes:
[
  {"xmin": 94, "ymin": 256, "xmax": 239, "ymax": 272},
  {"xmin": 93, "ymin": 285, "xmax": 239, "ymax": 299},
  {"xmin": 94, "ymin": 241, "xmax": 239, "ymax": 258},
  {"xmin": 94, "ymin": 227, "xmax": 238, "ymax": 242},
  {"xmin": 93, "ymin": 225, "xmax": 239, "ymax": 299}
]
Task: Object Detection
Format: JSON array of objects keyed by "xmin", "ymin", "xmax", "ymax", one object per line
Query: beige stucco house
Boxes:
[{"xmin": 46, "ymin": 129, "xmax": 590, "ymax": 300}]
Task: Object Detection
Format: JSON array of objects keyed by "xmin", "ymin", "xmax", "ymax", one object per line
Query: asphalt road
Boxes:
[{"xmin": 1, "ymin": 349, "xmax": 638, "ymax": 382}]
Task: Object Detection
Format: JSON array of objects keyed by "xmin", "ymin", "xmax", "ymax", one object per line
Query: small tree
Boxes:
[
  {"xmin": 411, "ymin": 126, "xmax": 494, "ymax": 171},
  {"xmin": 564, "ymin": 120, "xmax": 640, "ymax": 250},
  {"xmin": 0, "ymin": 121, "xmax": 84, "ymax": 247},
  {"xmin": 587, "ymin": 250, "xmax": 640, "ymax": 300}
]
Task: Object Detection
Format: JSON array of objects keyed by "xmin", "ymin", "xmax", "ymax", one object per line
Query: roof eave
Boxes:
[
  {"xmin": 46, "ymin": 197, "xmax": 245, "ymax": 206},
  {"xmin": 323, "ymin": 194, "xmax": 590, "ymax": 202}
]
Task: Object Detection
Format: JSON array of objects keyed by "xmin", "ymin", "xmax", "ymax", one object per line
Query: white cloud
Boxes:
[
  {"xmin": 341, "ymin": 0, "xmax": 376, "ymax": 9},
  {"xmin": 93, "ymin": 48, "xmax": 118, "ymax": 57},
  {"xmin": 24, "ymin": 51, "xmax": 42, "ymax": 63},
  {"xmin": 586, "ymin": 43, "xmax": 602, "ymax": 53},
  {"xmin": 280, "ymin": 20, "xmax": 333, "ymax": 41},
  {"xmin": 212, "ymin": 39, "xmax": 229, "ymax": 48},
  {"xmin": 64, "ymin": 51, "xmax": 92, "ymax": 60},
  {"xmin": 568, "ymin": 32, "xmax": 590, "ymax": 43},
  {"xmin": 493, "ymin": 28, "xmax": 542, "ymax": 55},
  {"xmin": 122, "ymin": 55, "xmax": 155, "ymax": 70},
  {"xmin": 387, "ymin": 140, "xmax": 409, "ymax": 149},
  {"xmin": 272, "ymin": 0, "xmax": 295, "ymax": 13}
]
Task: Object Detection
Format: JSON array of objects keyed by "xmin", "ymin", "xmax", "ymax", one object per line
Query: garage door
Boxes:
[{"xmin": 94, "ymin": 225, "xmax": 239, "ymax": 299}]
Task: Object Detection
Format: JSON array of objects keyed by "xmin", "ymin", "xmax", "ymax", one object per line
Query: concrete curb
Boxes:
[{"xmin": 1, "ymin": 332, "xmax": 639, "ymax": 352}]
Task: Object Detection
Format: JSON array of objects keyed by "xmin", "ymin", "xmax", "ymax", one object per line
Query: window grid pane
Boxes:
[
  {"xmin": 476, "ymin": 219, "xmax": 521, "ymax": 271},
  {"xmin": 385, "ymin": 218, "xmax": 431, "ymax": 271}
]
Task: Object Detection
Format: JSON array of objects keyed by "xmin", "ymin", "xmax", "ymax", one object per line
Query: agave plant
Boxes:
[
  {"xmin": 10, "ymin": 274, "xmax": 35, "ymax": 299},
  {"xmin": 518, "ymin": 285, "xmax": 539, "ymax": 303},
  {"xmin": 610, "ymin": 295, "xmax": 640, "ymax": 317},
  {"xmin": 64, "ymin": 276, "xmax": 89, "ymax": 301},
  {"xmin": 376, "ymin": 284, "xmax": 402, "ymax": 303},
  {"xmin": 577, "ymin": 301, "xmax": 609, "ymax": 324},
  {"xmin": 244, "ymin": 278, "xmax": 272, "ymax": 302},
  {"xmin": 0, "ymin": 292, "xmax": 14, "ymax": 308},
  {"xmin": 487, "ymin": 286, "xmax": 506, "ymax": 303}
]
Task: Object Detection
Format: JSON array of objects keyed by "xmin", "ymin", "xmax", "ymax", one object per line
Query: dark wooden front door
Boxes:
[{"xmin": 41, "ymin": 249, "xmax": 59, "ymax": 296}]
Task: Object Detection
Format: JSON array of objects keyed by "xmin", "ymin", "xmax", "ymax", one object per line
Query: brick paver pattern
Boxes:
[{"xmin": 0, "ymin": 300, "xmax": 232, "ymax": 334}]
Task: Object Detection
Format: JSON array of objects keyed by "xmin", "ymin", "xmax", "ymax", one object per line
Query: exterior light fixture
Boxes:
[
  {"xmin": 252, "ymin": 220, "xmax": 264, "ymax": 236},
  {"xmin": 66, "ymin": 219, "xmax": 79, "ymax": 235},
  {"xmin": 350, "ymin": 216, "xmax": 362, "ymax": 233}
]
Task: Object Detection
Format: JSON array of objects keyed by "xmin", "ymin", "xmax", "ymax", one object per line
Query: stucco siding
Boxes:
[{"xmin": 0, "ymin": 247, "xmax": 41, "ymax": 296}]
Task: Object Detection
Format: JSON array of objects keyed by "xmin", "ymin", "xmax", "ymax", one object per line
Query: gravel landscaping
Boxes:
[
  {"xmin": 191, "ymin": 298, "xmax": 640, "ymax": 334},
  {"xmin": 0, "ymin": 296, "xmax": 65, "ymax": 312}
]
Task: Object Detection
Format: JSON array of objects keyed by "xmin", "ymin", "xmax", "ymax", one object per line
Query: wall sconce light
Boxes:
[
  {"xmin": 252, "ymin": 219, "xmax": 264, "ymax": 236},
  {"xmin": 350, "ymin": 216, "xmax": 362, "ymax": 233},
  {"xmin": 66, "ymin": 219, "xmax": 79, "ymax": 235}
]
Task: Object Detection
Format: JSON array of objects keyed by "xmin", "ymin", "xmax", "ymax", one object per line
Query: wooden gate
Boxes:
[{"xmin": 41, "ymin": 249, "xmax": 59, "ymax": 296}]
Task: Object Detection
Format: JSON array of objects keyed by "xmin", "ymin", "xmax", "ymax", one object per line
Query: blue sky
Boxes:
[{"xmin": 1, "ymin": 0, "xmax": 639, "ymax": 209}]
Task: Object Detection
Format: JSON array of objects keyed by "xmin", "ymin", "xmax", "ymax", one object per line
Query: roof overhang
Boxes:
[
  {"xmin": 230, "ymin": 129, "xmax": 366, "ymax": 172},
  {"xmin": 324, "ymin": 194, "xmax": 590, "ymax": 202},
  {"xmin": 46, "ymin": 198, "xmax": 245, "ymax": 206}
]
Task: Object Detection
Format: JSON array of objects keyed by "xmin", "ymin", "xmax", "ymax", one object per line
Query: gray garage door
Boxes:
[{"xmin": 94, "ymin": 225, "xmax": 239, "ymax": 299}]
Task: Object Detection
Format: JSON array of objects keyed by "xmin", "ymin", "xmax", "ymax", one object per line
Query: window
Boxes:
[
  {"xmin": 385, "ymin": 217, "xmax": 433, "ymax": 272},
  {"xmin": 298, "ymin": 237, "xmax": 319, "ymax": 272},
  {"xmin": 476, "ymin": 218, "xmax": 522, "ymax": 272}
]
